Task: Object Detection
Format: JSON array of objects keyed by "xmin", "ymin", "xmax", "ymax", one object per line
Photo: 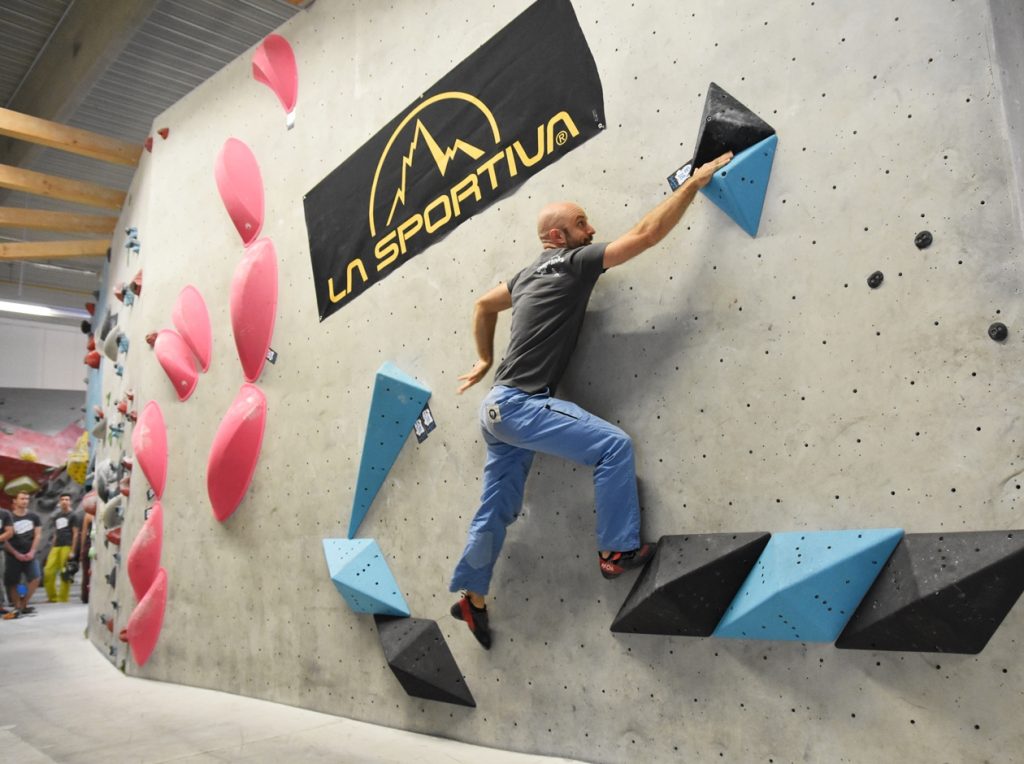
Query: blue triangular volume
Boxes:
[
  {"xmin": 348, "ymin": 362, "xmax": 431, "ymax": 538},
  {"xmin": 713, "ymin": 528, "xmax": 903, "ymax": 642},
  {"xmin": 323, "ymin": 537, "xmax": 410, "ymax": 616},
  {"xmin": 701, "ymin": 134, "xmax": 777, "ymax": 237}
]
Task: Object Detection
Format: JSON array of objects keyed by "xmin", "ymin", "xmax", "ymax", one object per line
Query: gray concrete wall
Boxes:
[
  {"xmin": 90, "ymin": 2, "xmax": 1024, "ymax": 762},
  {"xmin": 990, "ymin": 0, "xmax": 1024, "ymax": 240}
]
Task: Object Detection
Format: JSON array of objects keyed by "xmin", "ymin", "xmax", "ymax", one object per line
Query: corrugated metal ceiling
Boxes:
[
  {"xmin": 0, "ymin": 0, "xmax": 72, "ymax": 108},
  {"xmin": 0, "ymin": 0, "xmax": 298, "ymax": 288}
]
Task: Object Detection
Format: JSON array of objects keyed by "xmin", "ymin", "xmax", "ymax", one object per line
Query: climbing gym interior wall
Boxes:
[{"xmin": 87, "ymin": 1, "xmax": 1024, "ymax": 761}]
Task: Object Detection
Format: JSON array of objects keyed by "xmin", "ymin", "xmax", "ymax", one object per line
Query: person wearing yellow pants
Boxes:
[{"xmin": 43, "ymin": 494, "xmax": 80, "ymax": 603}]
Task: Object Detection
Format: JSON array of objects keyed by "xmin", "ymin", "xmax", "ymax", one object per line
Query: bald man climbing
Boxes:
[{"xmin": 449, "ymin": 152, "xmax": 734, "ymax": 648}]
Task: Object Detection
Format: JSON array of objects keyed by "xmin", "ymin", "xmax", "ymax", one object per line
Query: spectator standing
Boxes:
[
  {"xmin": 3, "ymin": 491, "xmax": 43, "ymax": 619},
  {"xmin": 42, "ymin": 493, "xmax": 80, "ymax": 603}
]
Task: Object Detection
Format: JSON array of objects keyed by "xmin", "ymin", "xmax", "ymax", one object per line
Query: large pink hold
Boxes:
[
  {"xmin": 127, "ymin": 502, "xmax": 163, "ymax": 601},
  {"xmin": 252, "ymin": 33, "xmax": 298, "ymax": 129},
  {"xmin": 172, "ymin": 285, "xmax": 212, "ymax": 372},
  {"xmin": 230, "ymin": 238, "xmax": 278, "ymax": 383},
  {"xmin": 120, "ymin": 567, "xmax": 167, "ymax": 666},
  {"xmin": 131, "ymin": 401, "xmax": 168, "ymax": 498},
  {"xmin": 154, "ymin": 329, "xmax": 198, "ymax": 402},
  {"xmin": 214, "ymin": 138, "xmax": 264, "ymax": 245},
  {"xmin": 207, "ymin": 383, "xmax": 267, "ymax": 522}
]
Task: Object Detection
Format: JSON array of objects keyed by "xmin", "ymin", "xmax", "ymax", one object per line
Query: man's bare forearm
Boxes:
[
  {"xmin": 472, "ymin": 303, "xmax": 498, "ymax": 365},
  {"xmin": 629, "ymin": 176, "xmax": 701, "ymax": 249}
]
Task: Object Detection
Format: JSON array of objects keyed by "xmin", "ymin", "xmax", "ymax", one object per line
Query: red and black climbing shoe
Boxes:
[
  {"xmin": 450, "ymin": 595, "xmax": 491, "ymax": 650},
  {"xmin": 599, "ymin": 543, "xmax": 655, "ymax": 580}
]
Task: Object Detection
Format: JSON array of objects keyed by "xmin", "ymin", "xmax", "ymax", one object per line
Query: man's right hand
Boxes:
[
  {"xmin": 457, "ymin": 359, "xmax": 492, "ymax": 394},
  {"xmin": 690, "ymin": 152, "xmax": 734, "ymax": 189}
]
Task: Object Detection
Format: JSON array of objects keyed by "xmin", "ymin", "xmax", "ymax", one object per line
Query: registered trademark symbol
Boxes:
[{"xmin": 555, "ymin": 130, "xmax": 568, "ymax": 146}]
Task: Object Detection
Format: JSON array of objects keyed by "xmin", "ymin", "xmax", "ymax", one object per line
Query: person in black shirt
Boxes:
[
  {"xmin": 448, "ymin": 152, "xmax": 734, "ymax": 648},
  {"xmin": 3, "ymin": 491, "xmax": 43, "ymax": 619},
  {"xmin": 43, "ymin": 493, "xmax": 81, "ymax": 603}
]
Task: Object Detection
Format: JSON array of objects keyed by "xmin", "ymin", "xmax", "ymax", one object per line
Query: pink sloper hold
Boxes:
[
  {"xmin": 120, "ymin": 567, "xmax": 167, "ymax": 666},
  {"xmin": 252, "ymin": 33, "xmax": 298, "ymax": 129},
  {"xmin": 172, "ymin": 285, "xmax": 212, "ymax": 372},
  {"xmin": 207, "ymin": 383, "xmax": 267, "ymax": 522},
  {"xmin": 230, "ymin": 238, "xmax": 278, "ymax": 383},
  {"xmin": 214, "ymin": 138, "xmax": 264, "ymax": 245},
  {"xmin": 153, "ymin": 329, "xmax": 199, "ymax": 402},
  {"xmin": 127, "ymin": 502, "xmax": 163, "ymax": 601},
  {"xmin": 131, "ymin": 401, "xmax": 168, "ymax": 498}
]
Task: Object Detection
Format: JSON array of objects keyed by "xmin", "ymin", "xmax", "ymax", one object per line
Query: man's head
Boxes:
[
  {"xmin": 58, "ymin": 493, "xmax": 72, "ymax": 512},
  {"xmin": 537, "ymin": 202, "xmax": 595, "ymax": 249},
  {"xmin": 12, "ymin": 491, "xmax": 30, "ymax": 513}
]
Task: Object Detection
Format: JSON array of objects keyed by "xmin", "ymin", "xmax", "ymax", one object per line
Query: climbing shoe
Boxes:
[
  {"xmin": 2, "ymin": 609, "xmax": 18, "ymax": 620},
  {"xmin": 599, "ymin": 543, "xmax": 655, "ymax": 579},
  {"xmin": 450, "ymin": 595, "xmax": 491, "ymax": 650}
]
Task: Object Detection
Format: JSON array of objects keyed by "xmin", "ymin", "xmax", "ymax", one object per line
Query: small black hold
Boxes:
[
  {"xmin": 868, "ymin": 271, "xmax": 884, "ymax": 289},
  {"xmin": 80, "ymin": 320, "xmax": 92, "ymax": 334},
  {"xmin": 988, "ymin": 322, "xmax": 1008, "ymax": 342},
  {"xmin": 915, "ymin": 231, "xmax": 932, "ymax": 249}
]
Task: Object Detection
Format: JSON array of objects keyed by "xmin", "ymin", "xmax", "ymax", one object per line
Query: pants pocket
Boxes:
[{"xmin": 545, "ymin": 403, "xmax": 580, "ymax": 420}]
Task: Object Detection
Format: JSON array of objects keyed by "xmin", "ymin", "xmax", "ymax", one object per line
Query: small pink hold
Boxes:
[
  {"xmin": 121, "ymin": 567, "xmax": 168, "ymax": 666},
  {"xmin": 172, "ymin": 285, "xmax": 212, "ymax": 373},
  {"xmin": 207, "ymin": 383, "xmax": 267, "ymax": 522},
  {"xmin": 214, "ymin": 138, "xmax": 265, "ymax": 246},
  {"xmin": 252, "ymin": 34, "xmax": 298, "ymax": 129},
  {"xmin": 231, "ymin": 238, "xmax": 278, "ymax": 383},
  {"xmin": 153, "ymin": 329, "xmax": 199, "ymax": 402}
]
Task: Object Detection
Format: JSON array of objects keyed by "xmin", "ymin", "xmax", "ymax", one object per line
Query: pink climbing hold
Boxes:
[
  {"xmin": 230, "ymin": 238, "xmax": 278, "ymax": 383},
  {"xmin": 132, "ymin": 401, "xmax": 168, "ymax": 499},
  {"xmin": 172, "ymin": 285, "xmax": 212, "ymax": 372},
  {"xmin": 127, "ymin": 502, "xmax": 163, "ymax": 601},
  {"xmin": 252, "ymin": 33, "xmax": 298, "ymax": 129},
  {"xmin": 153, "ymin": 329, "xmax": 199, "ymax": 402},
  {"xmin": 214, "ymin": 138, "xmax": 265, "ymax": 246},
  {"xmin": 120, "ymin": 567, "xmax": 168, "ymax": 666},
  {"xmin": 207, "ymin": 383, "xmax": 267, "ymax": 522}
]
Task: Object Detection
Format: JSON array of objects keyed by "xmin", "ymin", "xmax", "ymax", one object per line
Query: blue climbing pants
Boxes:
[{"xmin": 450, "ymin": 385, "xmax": 641, "ymax": 595}]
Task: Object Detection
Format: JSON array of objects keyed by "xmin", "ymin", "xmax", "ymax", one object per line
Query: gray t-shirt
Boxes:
[{"xmin": 492, "ymin": 243, "xmax": 606, "ymax": 394}]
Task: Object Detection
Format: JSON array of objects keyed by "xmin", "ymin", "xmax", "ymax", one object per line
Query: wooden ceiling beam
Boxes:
[
  {"xmin": 0, "ymin": 108, "xmax": 142, "ymax": 167},
  {"xmin": 0, "ymin": 207, "xmax": 118, "ymax": 235},
  {"xmin": 0, "ymin": 164, "xmax": 125, "ymax": 210},
  {"xmin": 0, "ymin": 239, "xmax": 110, "ymax": 261}
]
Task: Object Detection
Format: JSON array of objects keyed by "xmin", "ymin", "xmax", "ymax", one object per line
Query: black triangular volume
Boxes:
[
  {"xmin": 836, "ymin": 531, "xmax": 1024, "ymax": 654},
  {"xmin": 692, "ymin": 82, "xmax": 776, "ymax": 169},
  {"xmin": 611, "ymin": 532, "xmax": 771, "ymax": 636},
  {"xmin": 375, "ymin": 615, "xmax": 476, "ymax": 707}
]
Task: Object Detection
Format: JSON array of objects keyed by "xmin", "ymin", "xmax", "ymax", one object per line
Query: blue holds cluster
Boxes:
[
  {"xmin": 612, "ymin": 529, "xmax": 1024, "ymax": 655},
  {"xmin": 669, "ymin": 82, "xmax": 779, "ymax": 238},
  {"xmin": 713, "ymin": 529, "xmax": 904, "ymax": 642},
  {"xmin": 322, "ymin": 363, "xmax": 474, "ymax": 706}
]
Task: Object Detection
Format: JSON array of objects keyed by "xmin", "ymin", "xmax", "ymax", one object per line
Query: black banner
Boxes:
[{"xmin": 303, "ymin": 0, "xmax": 605, "ymax": 321}]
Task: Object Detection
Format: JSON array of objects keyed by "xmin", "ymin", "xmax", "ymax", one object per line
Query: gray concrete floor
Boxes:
[{"xmin": 0, "ymin": 596, "xmax": 585, "ymax": 763}]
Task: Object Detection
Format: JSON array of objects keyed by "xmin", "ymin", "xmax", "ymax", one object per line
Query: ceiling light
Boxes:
[{"xmin": 0, "ymin": 299, "xmax": 90, "ymax": 321}]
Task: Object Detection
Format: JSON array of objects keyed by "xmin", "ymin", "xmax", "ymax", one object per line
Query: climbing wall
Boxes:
[{"xmin": 89, "ymin": 1, "xmax": 1024, "ymax": 762}]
